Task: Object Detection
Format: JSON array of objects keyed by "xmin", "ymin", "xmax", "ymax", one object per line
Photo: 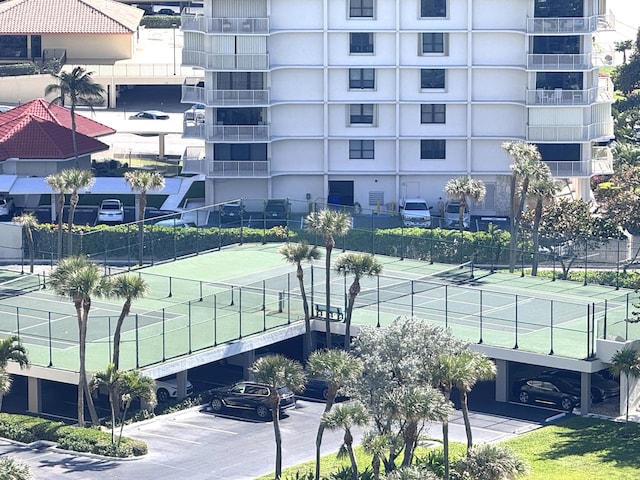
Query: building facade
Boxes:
[{"xmin": 180, "ymin": 0, "xmax": 614, "ymax": 215}]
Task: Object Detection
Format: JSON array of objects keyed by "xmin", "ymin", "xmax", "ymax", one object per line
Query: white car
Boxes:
[
  {"xmin": 156, "ymin": 376, "xmax": 194, "ymax": 403},
  {"xmin": 399, "ymin": 198, "xmax": 432, "ymax": 228},
  {"xmin": 129, "ymin": 110, "xmax": 170, "ymax": 120},
  {"xmin": 97, "ymin": 199, "xmax": 124, "ymax": 223},
  {"xmin": 444, "ymin": 202, "xmax": 470, "ymax": 229}
]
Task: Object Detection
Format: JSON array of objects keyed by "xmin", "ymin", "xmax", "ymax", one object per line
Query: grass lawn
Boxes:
[{"xmin": 259, "ymin": 416, "xmax": 640, "ymax": 479}]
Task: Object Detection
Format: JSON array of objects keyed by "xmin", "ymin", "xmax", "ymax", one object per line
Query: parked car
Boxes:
[
  {"xmin": 399, "ymin": 198, "xmax": 432, "ymax": 228},
  {"xmin": 129, "ymin": 110, "xmax": 170, "ymax": 120},
  {"xmin": 154, "ymin": 218, "xmax": 195, "ymax": 228},
  {"xmin": 0, "ymin": 196, "xmax": 15, "ymax": 218},
  {"xmin": 0, "ymin": 105, "xmax": 14, "ymax": 113},
  {"xmin": 541, "ymin": 369, "xmax": 620, "ymax": 403},
  {"xmin": 444, "ymin": 201, "xmax": 470, "ymax": 229},
  {"xmin": 97, "ymin": 199, "xmax": 124, "ymax": 223},
  {"xmin": 156, "ymin": 8, "xmax": 176, "ymax": 15},
  {"xmin": 156, "ymin": 376, "xmax": 194, "ymax": 403},
  {"xmin": 219, "ymin": 201, "xmax": 244, "ymax": 223},
  {"xmin": 208, "ymin": 381, "xmax": 296, "ymax": 419},
  {"xmin": 513, "ymin": 376, "xmax": 580, "ymax": 411},
  {"xmin": 264, "ymin": 199, "xmax": 290, "ymax": 222},
  {"xmin": 304, "ymin": 377, "xmax": 330, "ymax": 400}
]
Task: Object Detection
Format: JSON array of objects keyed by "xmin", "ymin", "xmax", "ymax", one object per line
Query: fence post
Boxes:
[
  {"xmin": 479, "ymin": 290, "xmax": 483, "ymax": 344},
  {"xmin": 549, "ymin": 300, "xmax": 554, "ymax": 355},
  {"xmin": 188, "ymin": 301, "xmax": 192, "ymax": 354},
  {"xmin": 376, "ymin": 275, "xmax": 381, "ymax": 328},
  {"xmin": 213, "ymin": 294, "xmax": 217, "ymax": 346},
  {"xmin": 135, "ymin": 314, "xmax": 140, "ymax": 368},
  {"xmin": 48, "ymin": 311, "xmax": 53, "ymax": 367},
  {"xmin": 514, "ymin": 295, "xmax": 518, "ymax": 349}
]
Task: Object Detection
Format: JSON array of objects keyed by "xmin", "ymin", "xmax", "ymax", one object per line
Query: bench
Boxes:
[{"xmin": 315, "ymin": 304, "xmax": 343, "ymax": 320}]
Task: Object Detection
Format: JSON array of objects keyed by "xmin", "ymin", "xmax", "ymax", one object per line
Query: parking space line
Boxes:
[
  {"xmin": 171, "ymin": 419, "xmax": 237, "ymax": 435},
  {"xmin": 133, "ymin": 431, "xmax": 200, "ymax": 444}
]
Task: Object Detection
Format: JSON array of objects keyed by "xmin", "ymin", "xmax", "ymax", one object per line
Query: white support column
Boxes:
[
  {"xmin": 495, "ymin": 359, "xmax": 509, "ymax": 402},
  {"xmin": 581, "ymin": 371, "xmax": 592, "ymax": 415},
  {"xmin": 176, "ymin": 370, "xmax": 189, "ymax": 400},
  {"xmin": 27, "ymin": 376, "xmax": 41, "ymax": 414}
]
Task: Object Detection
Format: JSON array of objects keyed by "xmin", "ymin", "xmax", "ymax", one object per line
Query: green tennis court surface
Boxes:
[{"xmin": 0, "ymin": 243, "xmax": 633, "ymax": 372}]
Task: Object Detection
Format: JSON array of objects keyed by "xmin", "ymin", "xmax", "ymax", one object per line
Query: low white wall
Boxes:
[
  {"xmin": 0, "ymin": 74, "xmax": 53, "ymax": 106},
  {"xmin": 0, "ymin": 222, "xmax": 23, "ymax": 261}
]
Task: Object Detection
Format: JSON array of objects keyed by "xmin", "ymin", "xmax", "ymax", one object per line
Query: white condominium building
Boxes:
[{"xmin": 180, "ymin": 0, "xmax": 614, "ymax": 215}]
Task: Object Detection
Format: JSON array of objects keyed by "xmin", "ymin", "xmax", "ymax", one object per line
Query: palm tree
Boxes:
[
  {"xmin": 279, "ymin": 242, "xmax": 321, "ymax": 360},
  {"xmin": 305, "ymin": 209, "xmax": 352, "ymax": 349},
  {"xmin": 0, "ymin": 335, "xmax": 29, "ymax": 412},
  {"xmin": 107, "ymin": 274, "xmax": 148, "ymax": 370},
  {"xmin": 609, "ymin": 346, "xmax": 640, "ymax": 430},
  {"xmin": 46, "ymin": 172, "xmax": 71, "ymax": 260},
  {"xmin": 455, "ymin": 444, "xmax": 529, "ymax": 480},
  {"xmin": 528, "ymin": 174, "xmax": 560, "ymax": 276},
  {"xmin": 49, "ymin": 256, "xmax": 110, "ymax": 426},
  {"xmin": 306, "ymin": 349, "xmax": 363, "ymax": 480},
  {"xmin": 12, "ymin": 212, "xmax": 39, "ymax": 274},
  {"xmin": 45, "ymin": 66, "xmax": 105, "ymax": 167},
  {"xmin": 334, "ymin": 253, "xmax": 383, "ymax": 350},
  {"xmin": 615, "ymin": 40, "xmax": 634, "ymax": 64},
  {"xmin": 0, "ymin": 456, "xmax": 34, "ymax": 480},
  {"xmin": 90, "ymin": 364, "xmax": 122, "ymax": 445},
  {"xmin": 61, "ymin": 169, "xmax": 95, "ymax": 256},
  {"xmin": 251, "ymin": 354, "xmax": 306, "ymax": 480},
  {"xmin": 361, "ymin": 431, "xmax": 391, "ymax": 480},
  {"xmin": 124, "ymin": 170, "xmax": 165, "ymax": 266},
  {"xmin": 320, "ymin": 401, "xmax": 369, "ymax": 480},
  {"xmin": 444, "ymin": 176, "xmax": 486, "ymax": 233},
  {"xmin": 502, "ymin": 141, "xmax": 547, "ymax": 272},
  {"xmin": 117, "ymin": 370, "xmax": 157, "ymax": 448},
  {"xmin": 455, "ymin": 351, "xmax": 496, "ymax": 453}
]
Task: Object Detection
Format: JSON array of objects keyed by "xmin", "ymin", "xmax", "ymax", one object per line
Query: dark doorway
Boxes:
[
  {"xmin": 31, "ymin": 35, "xmax": 41, "ymax": 60},
  {"xmin": 328, "ymin": 181, "xmax": 354, "ymax": 206}
]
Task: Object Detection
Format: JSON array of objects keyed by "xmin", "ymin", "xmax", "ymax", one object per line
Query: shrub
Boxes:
[{"xmin": 140, "ymin": 17, "xmax": 181, "ymax": 28}]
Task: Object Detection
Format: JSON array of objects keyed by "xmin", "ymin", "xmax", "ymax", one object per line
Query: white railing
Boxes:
[
  {"xmin": 80, "ymin": 63, "xmax": 198, "ymax": 78},
  {"xmin": 544, "ymin": 161, "xmax": 589, "ymax": 177},
  {"xmin": 589, "ymin": 121, "xmax": 614, "ymax": 140},
  {"xmin": 182, "ymin": 85, "xmax": 270, "ymax": 106},
  {"xmin": 182, "ymin": 50, "xmax": 269, "ymax": 70},
  {"xmin": 210, "ymin": 161, "xmax": 269, "ymax": 177},
  {"xmin": 526, "ymin": 14, "xmax": 615, "ymax": 34},
  {"xmin": 527, "ymin": 122, "xmax": 613, "ymax": 142},
  {"xmin": 526, "ymin": 85, "xmax": 613, "ymax": 105},
  {"xmin": 591, "ymin": 147, "xmax": 614, "ymax": 175},
  {"xmin": 183, "ymin": 123, "xmax": 270, "ymax": 141},
  {"xmin": 526, "ymin": 53, "xmax": 590, "ymax": 70},
  {"xmin": 181, "ymin": 14, "xmax": 269, "ymax": 34}
]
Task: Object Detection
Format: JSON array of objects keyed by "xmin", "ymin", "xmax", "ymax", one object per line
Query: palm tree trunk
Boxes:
[
  {"xmin": 0, "ymin": 394, "xmax": 4, "ymax": 412},
  {"xmin": 344, "ymin": 429, "xmax": 358, "ymax": 480},
  {"xmin": 297, "ymin": 265, "xmax": 312, "ymax": 360},
  {"xmin": 76, "ymin": 306, "xmax": 85, "ymax": 426},
  {"xmin": 26, "ymin": 229, "xmax": 34, "ymax": 274},
  {"xmin": 344, "ymin": 287, "xmax": 357, "ymax": 351},
  {"xmin": 118, "ymin": 400, "xmax": 131, "ymax": 449},
  {"xmin": 273, "ymin": 403, "xmax": 283, "ymax": 480},
  {"xmin": 67, "ymin": 195, "xmax": 78, "ymax": 256},
  {"xmin": 81, "ymin": 304, "xmax": 99, "ymax": 426},
  {"xmin": 57, "ymin": 194, "xmax": 64, "ymax": 260},
  {"xmin": 460, "ymin": 391, "xmax": 473, "ymax": 453},
  {"xmin": 401, "ymin": 420, "xmax": 418, "ymax": 467},
  {"xmin": 109, "ymin": 392, "xmax": 116, "ymax": 445},
  {"xmin": 71, "ymin": 105, "xmax": 79, "ymax": 168},
  {"xmin": 443, "ymin": 420, "xmax": 450, "ymax": 480},
  {"xmin": 315, "ymin": 396, "xmax": 335, "ymax": 480},
  {"xmin": 112, "ymin": 299, "xmax": 131, "ymax": 370},
  {"xmin": 325, "ymin": 242, "xmax": 333, "ymax": 349}
]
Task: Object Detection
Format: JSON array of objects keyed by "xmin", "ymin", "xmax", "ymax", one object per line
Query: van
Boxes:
[{"xmin": 399, "ymin": 198, "xmax": 431, "ymax": 228}]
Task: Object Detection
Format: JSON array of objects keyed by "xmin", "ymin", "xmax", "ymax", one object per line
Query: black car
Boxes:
[
  {"xmin": 264, "ymin": 199, "xmax": 290, "ymax": 222},
  {"xmin": 208, "ymin": 381, "xmax": 296, "ymax": 419},
  {"xmin": 513, "ymin": 376, "xmax": 580, "ymax": 411},
  {"xmin": 541, "ymin": 369, "xmax": 620, "ymax": 403},
  {"xmin": 304, "ymin": 377, "xmax": 330, "ymax": 400},
  {"xmin": 219, "ymin": 201, "xmax": 244, "ymax": 224}
]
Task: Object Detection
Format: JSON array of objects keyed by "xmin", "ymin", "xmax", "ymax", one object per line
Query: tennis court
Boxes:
[{"xmin": 0, "ymin": 243, "xmax": 633, "ymax": 372}]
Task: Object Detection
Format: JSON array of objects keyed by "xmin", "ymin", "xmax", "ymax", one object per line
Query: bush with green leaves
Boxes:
[{"xmin": 0, "ymin": 456, "xmax": 33, "ymax": 480}]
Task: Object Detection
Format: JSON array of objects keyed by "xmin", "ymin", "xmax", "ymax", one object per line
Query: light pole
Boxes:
[{"xmin": 172, "ymin": 23, "xmax": 177, "ymax": 75}]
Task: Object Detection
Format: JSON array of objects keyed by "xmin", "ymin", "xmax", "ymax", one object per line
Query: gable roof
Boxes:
[
  {"xmin": 0, "ymin": 115, "xmax": 108, "ymax": 161},
  {"xmin": 0, "ymin": 99, "xmax": 115, "ymax": 138},
  {"xmin": 0, "ymin": 0, "xmax": 144, "ymax": 34}
]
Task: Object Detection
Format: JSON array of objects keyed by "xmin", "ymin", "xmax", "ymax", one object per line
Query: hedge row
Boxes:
[
  {"xmin": 0, "ymin": 413, "xmax": 147, "ymax": 458},
  {"xmin": 140, "ymin": 16, "xmax": 181, "ymax": 28}
]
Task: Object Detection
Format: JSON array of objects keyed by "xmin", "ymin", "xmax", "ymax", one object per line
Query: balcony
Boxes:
[
  {"xmin": 181, "ymin": 77, "xmax": 205, "ymax": 104},
  {"xmin": 526, "ymin": 15, "xmax": 615, "ymax": 34},
  {"xmin": 181, "ymin": 14, "xmax": 269, "ymax": 34},
  {"xmin": 183, "ymin": 123, "xmax": 270, "ymax": 142},
  {"xmin": 526, "ymin": 53, "xmax": 590, "ymax": 70},
  {"xmin": 591, "ymin": 147, "xmax": 614, "ymax": 175},
  {"xmin": 183, "ymin": 50, "xmax": 269, "ymax": 71},
  {"xmin": 525, "ymin": 85, "xmax": 612, "ymax": 106},
  {"xmin": 211, "ymin": 161, "xmax": 269, "ymax": 177},
  {"xmin": 209, "ymin": 89, "xmax": 270, "ymax": 106},
  {"xmin": 544, "ymin": 152, "xmax": 613, "ymax": 178},
  {"xmin": 182, "ymin": 146, "xmax": 205, "ymax": 174}
]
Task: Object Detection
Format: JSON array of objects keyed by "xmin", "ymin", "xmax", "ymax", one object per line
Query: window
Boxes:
[
  {"xmin": 214, "ymin": 143, "xmax": 268, "ymax": 161},
  {"xmin": 421, "ymin": 69, "xmax": 445, "ymax": 89},
  {"xmin": 350, "ymin": 0, "xmax": 374, "ymax": 17},
  {"xmin": 421, "ymin": 33, "xmax": 445, "ymax": 54},
  {"xmin": 421, "ymin": 0, "xmax": 446, "ymax": 17},
  {"xmin": 350, "ymin": 104, "xmax": 375, "ymax": 124},
  {"xmin": 349, "ymin": 140, "xmax": 375, "ymax": 159},
  {"xmin": 350, "ymin": 33, "xmax": 374, "ymax": 53},
  {"xmin": 216, "ymin": 72, "xmax": 264, "ymax": 90},
  {"xmin": 349, "ymin": 68, "xmax": 375, "ymax": 89},
  {"xmin": 421, "ymin": 139, "xmax": 446, "ymax": 159},
  {"xmin": 421, "ymin": 104, "xmax": 446, "ymax": 124}
]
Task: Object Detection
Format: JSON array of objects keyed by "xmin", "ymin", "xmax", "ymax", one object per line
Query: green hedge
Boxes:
[
  {"xmin": 0, "ymin": 62, "xmax": 39, "ymax": 77},
  {"xmin": 0, "ymin": 413, "xmax": 147, "ymax": 457},
  {"xmin": 140, "ymin": 17, "xmax": 181, "ymax": 28}
]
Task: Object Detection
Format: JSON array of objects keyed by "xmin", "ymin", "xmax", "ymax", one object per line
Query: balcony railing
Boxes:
[
  {"xmin": 544, "ymin": 161, "xmax": 589, "ymax": 177},
  {"xmin": 183, "ymin": 50, "xmax": 269, "ymax": 71},
  {"xmin": 526, "ymin": 53, "xmax": 590, "ymax": 70},
  {"xmin": 591, "ymin": 147, "xmax": 614, "ymax": 175},
  {"xmin": 525, "ymin": 85, "xmax": 612, "ymax": 106},
  {"xmin": 181, "ymin": 14, "xmax": 269, "ymax": 34},
  {"xmin": 526, "ymin": 14, "xmax": 615, "ymax": 34},
  {"xmin": 211, "ymin": 161, "xmax": 269, "ymax": 177},
  {"xmin": 183, "ymin": 123, "xmax": 270, "ymax": 142},
  {"xmin": 182, "ymin": 85, "xmax": 270, "ymax": 106},
  {"xmin": 527, "ymin": 121, "xmax": 613, "ymax": 142}
]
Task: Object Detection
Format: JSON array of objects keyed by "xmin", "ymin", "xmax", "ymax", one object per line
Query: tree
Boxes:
[
  {"xmin": 90, "ymin": 364, "xmax": 122, "ymax": 445},
  {"xmin": 107, "ymin": 274, "xmax": 148, "ymax": 370},
  {"xmin": 382, "ymin": 466, "xmax": 440, "ymax": 480},
  {"xmin": 609, "ymin": 346, "xmax": 640, "ymax": 430},
  {"xmin": 49, "ymin": 256, "xmax": 110, "ymax": 426},
  {"xmin": 502, "ymin": 141, "xmax": 548, "ymax": 272},
  {"xmin": 46, "ymin": 172, "xmax": 71, "ymax": 260},
  {"xmin": 0, "ymin": 456, "xmax": 34, "ymax": 480},
  {"xmin": 444, "ymin": 176, "xmax": 486, "ymax": 233},
  {"xmin": 306, "ymin": 349, "xmax": 363, "ymax": 480},
  {"xmin": 321, "ymin": 401, "xmax": 370, "ymax": 480},
  {"xmin": 12, "ymin": 212, "xmax": 39, "ymax": 274},
  {"xmin": 615, "ymin": 40, "xmax": 634, "ymax": 64},
  {"xmin": 251, "ymin": 354, "xmax": 306, "ymax": 480},
  {"xmin": 279, "ymin": 242, "xmax": 321, "ymax": 360},
  {"xmin": 124, "ymin": 170, "xmax": 165, "ymax": 266},
  {"xmin": 61, "ymin": 168, "xmax": 95, "ymax": 256},
  {"xmin": 334, "ymin": 253, "xmax": 383, "ymax": 350},
  {"xmin": 45, "ymin": 66, "xmax": 105, "ymax": 166},
  {"xmin": 526, "ymin": 173, "xmax": 560, "ymax": 276},
  {"xmin": 305, "ymin": 209, "xmax": 352, "ymax": 349},
  {"xmin": 455, "ymin": 444, "xmax": 529, "ymax": 480},
  {"xmin": 0, "ymin": 335, "xmax": 29, "ymax": 412},
  {"xmin": 117, "ymin": 370, "xmax": 157, "ymax": 448}
]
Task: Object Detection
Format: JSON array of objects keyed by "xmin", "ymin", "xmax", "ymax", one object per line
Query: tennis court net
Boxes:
[{"xmin": 0, "ymin": 274, "xmax": 43, "ymax": 299}]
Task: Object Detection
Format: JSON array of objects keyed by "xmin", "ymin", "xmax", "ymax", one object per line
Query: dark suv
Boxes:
[
  {"xmin": 208, "ymin": 381, "xmax": 296, "ymax": 419},
  {"xmin": 264, "ymin": 199, "xmax": 290, "ymax": 224},
  {"xmin": 219, "ymin": 201, "xmax": 244, "ymax": 224}
]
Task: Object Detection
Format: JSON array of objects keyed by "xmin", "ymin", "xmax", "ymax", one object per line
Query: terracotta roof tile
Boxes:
[{"xmin": 0, "ymin": 0, "xmax": 144, "ymax": 34}]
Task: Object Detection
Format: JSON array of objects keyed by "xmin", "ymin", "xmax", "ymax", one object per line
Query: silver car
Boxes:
[
  {"xmin": 97, "ymin": 199, "xmax": 124, "ymax": 223},
  {"xmin": 444, "ymin": 202, "xmax": 470, "ymax": 229}
]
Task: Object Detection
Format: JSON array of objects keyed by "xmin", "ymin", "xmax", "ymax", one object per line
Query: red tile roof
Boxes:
[
  {"xmin": 0, "ymin": 0, "xmax": 143, "ymax": 34},
  {"xmin": 0, "ymin": 98, "xmax": 115, "ymax": 138},
  {"xmin": 0, "ymin": 114, "xmax": 108, "ymax": 161}
]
